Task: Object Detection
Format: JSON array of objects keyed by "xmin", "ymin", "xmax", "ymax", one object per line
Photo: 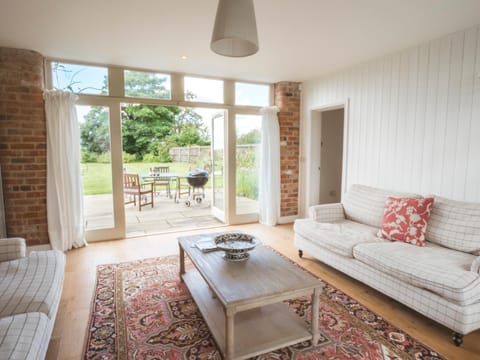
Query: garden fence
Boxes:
[{"xmin": 169, "ymin": 145, "xmax": 259, "ymax": 164}]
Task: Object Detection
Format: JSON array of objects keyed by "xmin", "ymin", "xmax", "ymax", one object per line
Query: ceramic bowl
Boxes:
[{"xmin": 214, "ymin": 233, "xmax": 260, "ymax": 261}]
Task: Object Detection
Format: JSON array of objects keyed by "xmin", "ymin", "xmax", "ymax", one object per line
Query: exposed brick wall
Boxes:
[
  {"xmin": 0, "ymin": 47, "xmax": 48, "ymax": 245},
  {"xmin": 274, "ymin": 82, "xmax": 301, "ymax": 217}
]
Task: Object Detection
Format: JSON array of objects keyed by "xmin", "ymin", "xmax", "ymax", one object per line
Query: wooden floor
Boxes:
[{"xmin": 47, "ymin": 223, "xmax": 480, "ymax": 360}]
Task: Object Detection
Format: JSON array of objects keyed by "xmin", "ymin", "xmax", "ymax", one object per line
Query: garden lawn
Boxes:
[{"xmin": 81, "ymin": 162, "xmax": 193, "ymax": 195}]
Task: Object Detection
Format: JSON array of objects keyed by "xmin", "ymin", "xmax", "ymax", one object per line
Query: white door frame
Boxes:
[
  {"xmin": 76, "ymin": 99, "xmax": 126, "ymax": 242},
  {"xmin": 304, "ymin": 100, "xmax": 350, "ymax": 215},
  {"xmin": 228, "ymin": 111, "xmax": 260, "ymax": 225},
  {"xmin": 211, "ymin": 110, "xmax": 228, "ymax": 223}
]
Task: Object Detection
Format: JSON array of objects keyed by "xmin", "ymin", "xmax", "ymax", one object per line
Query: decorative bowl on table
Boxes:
[{"xmin": 214, "ymin": 233, "xmax": 260, "ymax": 261}]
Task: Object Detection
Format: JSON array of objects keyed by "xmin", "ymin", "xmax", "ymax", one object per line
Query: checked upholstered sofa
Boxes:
[
  {"xmin": 0, "ymin": 237, "xmax": 65, "ymax": 359},
  {"xmin": 294, "ymin": 184, "xmax": 480, "ymax": 346}
]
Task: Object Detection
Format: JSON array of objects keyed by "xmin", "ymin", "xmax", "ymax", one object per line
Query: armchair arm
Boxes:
[
  {"xmin": 0, "ymin": 237, "xmax": 26, "ymax": 262},
  {"xmin": 471, "ymin": 256, "xmax": 480, "ymax": 273},
  {"xmin": 308, "ymin": 203, "xmax": 345, "ymax": 223}
]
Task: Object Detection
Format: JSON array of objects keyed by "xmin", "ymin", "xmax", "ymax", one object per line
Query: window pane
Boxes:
[
  {"xmin": 184, "ymin": 77, "xmax": 223, "ymax": 103},
  {"xmin": 77, "ymin": 105, "xmax": 114, "ymax": 230},
  {"xmin": 124, "ymin": 70, "xmax": 171, "ymax": 99},
  {"xmin": 235, "ymin": 82, "xmax": 270, "ymax": 106},
  {"xmin": 235, "ymin": 114, "xmax": 260, "ymax": 215},
  {"xmin": 51, "ymin": 62, "xmax": 108, "ymax": 95}
]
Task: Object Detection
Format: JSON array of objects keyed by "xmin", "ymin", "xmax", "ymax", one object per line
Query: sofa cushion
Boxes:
[
  {"xmin": 377, "ymin": 197, "xmax": 434, "ymax": 246},
  {"xmin": 0, "ymin": 250, "xmax": 65, "ymax": 319},
  {"xmin": 294, "ymin": 218, "xmax": 384, "ymax": 257},
  {"xmin": 353, "ymin": 241, "xmax": 480, "ymax": 305},
  {"xmin": 342, "ymin": 184, "xmax": 421, "ymax": 228},
  {"xmin": 426, "ymin": 195, "xmax": 480, "ymax": 253},
  {"xmin": 0, "ymin": 312, "xmax": 49, "ymax": 360}
]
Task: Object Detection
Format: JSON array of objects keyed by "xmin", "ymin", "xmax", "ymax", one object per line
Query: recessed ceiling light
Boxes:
[{"xmin": 181, "ymin": 55, "xmax": 188, "ymax": 60}]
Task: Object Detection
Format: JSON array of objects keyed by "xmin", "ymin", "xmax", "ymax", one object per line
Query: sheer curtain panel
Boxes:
[
  {"xmin": 259, "ymin": 106, "xmax": 280, "ymax": 226},
  {"xmin": 44, "ymin": 91, "xmax": 87, "ymax": 251}
]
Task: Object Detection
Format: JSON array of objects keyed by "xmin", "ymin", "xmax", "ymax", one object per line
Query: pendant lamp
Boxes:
[{"xmin": 210, "ymin": 0, "xmax": 259, "ymax": 57}]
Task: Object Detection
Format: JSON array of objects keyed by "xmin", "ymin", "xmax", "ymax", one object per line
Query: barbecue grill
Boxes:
[{"xmin": 185, "ymin": 169, "xmax": 208, "ymax": 207}]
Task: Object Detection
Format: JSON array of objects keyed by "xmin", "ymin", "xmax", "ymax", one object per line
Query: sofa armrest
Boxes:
[
  {"xmin": 471, "ymin": 257, "xmax": 480, "ymax": 273},
  {"xmin": 308, "ymin": 203, "xmax": 345, "ymax": 222},
  {"xmin": 0, "ymin": 237, "xmax": 26, "ymax": 262}
]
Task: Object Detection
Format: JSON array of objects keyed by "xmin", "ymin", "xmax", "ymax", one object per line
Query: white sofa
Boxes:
[
  {"xmin": 0, "ymin": 238, "xmax": 65, "ymax": 359},
  {"xmin": 294, "ymin": 184, "xmax": 480, "ymax": 346}
]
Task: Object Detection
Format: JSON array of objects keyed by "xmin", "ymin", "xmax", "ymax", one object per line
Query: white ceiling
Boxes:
[{"xmin": 1, "ymin": 0, "xmax": 480, "ymax": 83}]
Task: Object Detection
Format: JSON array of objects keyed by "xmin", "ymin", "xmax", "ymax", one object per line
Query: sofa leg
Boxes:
[
  {"xmin": 298, "ymin": 249, "xmax": 303, "ymax": 258},
  {"xmin": 452, "ymin": 332, "xmax": 463, "ymax": 346}
]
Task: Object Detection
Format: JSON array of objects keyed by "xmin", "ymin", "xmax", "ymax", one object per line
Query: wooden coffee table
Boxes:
[{"xmin": 178, "ymin": 233, "xmax": 324, "ymax": 360}]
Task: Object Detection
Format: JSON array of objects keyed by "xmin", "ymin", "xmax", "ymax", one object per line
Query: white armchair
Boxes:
[
  {"xmin": 0, "ymin": 237, "xmax": 65, "ymax": 359},
  {"xmin": 0, "ymin": 237, "xmax": 26, "ymax": 262}
]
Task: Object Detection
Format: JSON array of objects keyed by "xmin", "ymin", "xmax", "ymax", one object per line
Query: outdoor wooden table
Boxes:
[{"xmin": 140, "ymin": 173, "xmax": 180, "ymax": 200}]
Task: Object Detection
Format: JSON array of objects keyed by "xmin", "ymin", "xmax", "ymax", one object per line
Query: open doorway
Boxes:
[
  {"xmin": 120, "ymin": 105, "xmax": 224, "ymax": 236},
  {"xmin": 308, "ymin": 106, "xmax": 346, "ymax": 208},
  {"xmin": 319, "ymin": 109, "xmax": 344, "ymax": 204}
]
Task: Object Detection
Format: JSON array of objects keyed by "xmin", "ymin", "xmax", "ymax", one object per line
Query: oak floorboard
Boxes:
[{"xmin": 46, "ymin": 223, "xmax": 480, "ymax": 359}]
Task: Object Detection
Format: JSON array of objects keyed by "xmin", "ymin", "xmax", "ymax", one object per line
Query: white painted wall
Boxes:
[{"xmin": 300, "ymin": 25, "xmax": 480, "ymax": 216}]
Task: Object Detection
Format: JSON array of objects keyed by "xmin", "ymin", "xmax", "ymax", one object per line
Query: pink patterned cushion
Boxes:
[{"xmin": 377, "ymin": 197, "xmax": 434, "ymax": 246}]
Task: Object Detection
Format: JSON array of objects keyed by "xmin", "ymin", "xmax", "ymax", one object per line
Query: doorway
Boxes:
[
  {"xmin": 120, "ymin": 105, "xmax": 225, "ymax": 236},
  {"xmin": 307, "ymin": 106, "xmax": 346, "ymax": 209},
  {"xmin": 319, "ymin": 109, "xmax": 344, "ymax": 204}
]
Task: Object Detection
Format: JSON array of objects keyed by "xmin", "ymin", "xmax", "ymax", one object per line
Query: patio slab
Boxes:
[{"xmin": 84, "ymin": 191, "xmax": 256, "ymax": 236}]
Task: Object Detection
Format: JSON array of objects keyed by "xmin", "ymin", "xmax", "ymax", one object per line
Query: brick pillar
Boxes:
[
  {"xmin": 0, "ymin": 47, "xmax": 48, "ymax": 245},
  {"xmin": 274, "ymin": 82, "xmax": 301, "ymax": 218}
]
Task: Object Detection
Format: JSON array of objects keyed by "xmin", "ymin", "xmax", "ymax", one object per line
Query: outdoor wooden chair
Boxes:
[
  {"xmin": 174, "ymin": 176, "xmax": 191, "ymax": 203},
  {"xmin": 150, "ymin": 166, "xmax": 171, "ymax": 197},
  {"xmin": 123, "ymin": 173, "xmax": 154, "ymax": 211}
]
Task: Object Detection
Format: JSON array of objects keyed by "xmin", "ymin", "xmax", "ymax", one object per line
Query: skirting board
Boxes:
[{"xmin": 278, "ymin": 215, "xmax": 299, "ymax": 224}]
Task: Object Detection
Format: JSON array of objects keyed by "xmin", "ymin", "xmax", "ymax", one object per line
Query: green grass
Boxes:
[
  {"xmin": 81, "ymin": 163, "xmax": 114, "ymax": 195},
  {"xmin": 81, "ymin": 162, "xmax": 192, "ymax": 195},
  {"xmin": 81, "ymin": 162, "xmax": 257, "ymax": 198}
]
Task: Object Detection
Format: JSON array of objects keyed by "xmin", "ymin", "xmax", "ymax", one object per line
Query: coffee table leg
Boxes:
[
  {"xmin": 311, "ymin": 286, "xmax": 321, "ymax": 345},
  {"xmin": 225, "ymin": 308, "xmax": 234, "ymax": 360},
  {"xmin": 179, "ymin": 244, "xmax": 185, "ymax": 281}
]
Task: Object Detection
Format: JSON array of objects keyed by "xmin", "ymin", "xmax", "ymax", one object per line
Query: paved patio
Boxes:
[{"xmin": 84, "ymin": 190, "xmax": 258, "ymax": 237}]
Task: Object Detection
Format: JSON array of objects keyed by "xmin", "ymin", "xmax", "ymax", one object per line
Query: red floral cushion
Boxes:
[{"xmin": 377, "ymin": 197, "xmax": 434, "ymax": 246}]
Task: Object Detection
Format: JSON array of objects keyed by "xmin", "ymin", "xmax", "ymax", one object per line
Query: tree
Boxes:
[
  {"xmin": 124, "ymin": 71, "xmax": 170, "ymax": 99},
  {"xmin": 169, "ymin": 107, "xmax": 210, "ymax": 146},
  {"xmin": 121, "ymin": 105, "xmax": 178, "ymax": 158},
  {"xmin": 237, "ymin": 129, "xmax": 261, "ymax": 145},
  {"xmin": 79, "ymin": 71, "xmax": 210, "ymax": 161},
  {"xmin": 80, "ymin": 106, "xmax": 110, "ymax": 153}
]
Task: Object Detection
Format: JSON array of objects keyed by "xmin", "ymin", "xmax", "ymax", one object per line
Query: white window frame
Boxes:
[{"xmin": 45, "ymin": 58, "xmax": 273, "ymax": 241}]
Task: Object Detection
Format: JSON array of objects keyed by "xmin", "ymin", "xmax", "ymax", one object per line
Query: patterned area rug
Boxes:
[{"xmin": 84, "ymin": 254, "xmax": 444, "ymax": 359}]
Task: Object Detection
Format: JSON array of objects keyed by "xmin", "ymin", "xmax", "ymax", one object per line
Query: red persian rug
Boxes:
[{"xmin": 84, "ymin": 254, "xmax": 444, "ymax": 360}]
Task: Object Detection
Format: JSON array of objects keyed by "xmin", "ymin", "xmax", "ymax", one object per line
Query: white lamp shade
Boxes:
[{"xmin": 211, "ymin": 0, "xmax": 259, "ymax": 57}]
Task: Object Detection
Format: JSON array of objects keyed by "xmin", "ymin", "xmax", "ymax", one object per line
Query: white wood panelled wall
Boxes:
[{"xmin": 301, "ymin": 25, "xmax": 480, "ymax": 215}]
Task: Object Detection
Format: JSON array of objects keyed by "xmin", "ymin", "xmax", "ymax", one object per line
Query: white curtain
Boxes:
[
  {"xmin": 44, "ymin": 91, "xmax": 87, "ymax": 251},
  {"xmin": 259, "ymin": 106, "xmax": 280, "ymax": 226}
]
